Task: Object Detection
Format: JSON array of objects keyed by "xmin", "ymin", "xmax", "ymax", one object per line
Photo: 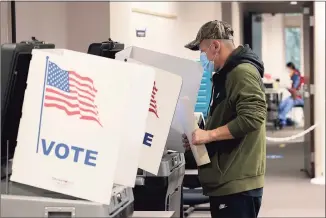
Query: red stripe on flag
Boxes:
[
  {"xmin": 46, "ymin": 88, "xmax": 96, "ymax": 106},
  {"xmin": 44, "ymin": 103, "xmax": 80, "ymax": 116},
  {"xmin": 70, "ymin": 84, "xmax": 96, "ymax": 98},
  {"xmin": 80, "ymin": 116, "xmax": 102, "ymax": 127},
  {"xmin": 69, "ymin": 71, "xmax": 98, "ymax": 92},
  {"xmin": 44, "ymin": 96, "xmax": 98, "ymax": 116},
  {"xmin": 70, "ymin": 77, "xmax": 97, "ymax": 93},
  {"xmin": 45, "ymin": 89, "xmax": 97, "ymax": 111}
]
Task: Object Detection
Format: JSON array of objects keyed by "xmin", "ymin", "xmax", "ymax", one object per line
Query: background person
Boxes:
[
  {"xmin": 183, "ymin": 20, "xmax": 267, "ymax": 218},
  {"xmin": 276, "ymin": 62, "xmax": 304, "ymax": 129}
]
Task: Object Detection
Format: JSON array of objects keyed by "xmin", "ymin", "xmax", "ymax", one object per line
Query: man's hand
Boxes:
[
  {"xmin": 192, "ymin": 129, "xmax": 213, "ymax": 145},
  {"xmin": 182, "ymin": 134, "xmax": 190, "ymax": 151},
  {"xmin": 182, "ymin": 129, "xmax": 214, "ymax": 150}
]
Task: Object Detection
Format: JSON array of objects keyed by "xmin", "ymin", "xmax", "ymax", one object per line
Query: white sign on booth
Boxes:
[
  {"xmin": 116, "ymin": 47, "xmax": 203, "ymax": 152},
  {"xmin": 114, "ymin": 56, "xmax": 182, "ymax": 177},
  {"xmin": 113, "ymin": 67, "xmax": 160, "ymax": 187},
  {"xmin": 115, "ymin": 47, "xmax": 202, "ymax": 174},
  {"xmin": 10, "ymin": 49, "xmax": 155, "ymax": 204},
  {"xmin": 138, "ymin": 65, "xmax": 182, "ymax": 174}
]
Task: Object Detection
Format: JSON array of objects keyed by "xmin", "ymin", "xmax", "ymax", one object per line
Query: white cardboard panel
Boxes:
[
  {"xmin": 116, "ymin": 47, "xmax": 203, "ymax": 153},
  {"xmin": 11, "ymin": 49, "xmax": 155, "ymax": 204},
  {"xmin": 113, "ymin": 70, "xmax": 155, "ymax": 187},
  {"xmin": 116, "ymin": 57, "xmax": 182, "ymax": 175}
]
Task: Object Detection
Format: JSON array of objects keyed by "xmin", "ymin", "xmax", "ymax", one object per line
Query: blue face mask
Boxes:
[{"xmin": 200, "ymin": 52, "xmax": 215, "ymax": 74}]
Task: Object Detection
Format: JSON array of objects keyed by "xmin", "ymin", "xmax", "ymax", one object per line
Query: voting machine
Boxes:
[
  {"xmin": 1, "ymin": 182, "xmax": 134, "ymax": 217},
  {"xmin": 1, "ymin": 41, "xmax": 134, "ymax": 217},
  {"xmin": 87, "ymin": 38, "xmax": 124, "ymax": 59},
  {"xmin": 1, "ymin": 38, "xmax": 55, "ymax": 166},
  {"xmin": 134, "ymin": 152, "xmax": 185, "ymax": 217},
  {"xmin": 133, "ymin": 115, "xmax": 204, "ymax": 217}
]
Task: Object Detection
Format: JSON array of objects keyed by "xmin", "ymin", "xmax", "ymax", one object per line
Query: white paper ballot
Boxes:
[{"xmin": 178, "ymin": 97, "xmax": 210, "ymax": 166}]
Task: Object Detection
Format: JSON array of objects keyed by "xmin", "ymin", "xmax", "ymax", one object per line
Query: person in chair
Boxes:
[{"xmin": 276, "ymin": 62, "xmax": 304, "ymax": 129}]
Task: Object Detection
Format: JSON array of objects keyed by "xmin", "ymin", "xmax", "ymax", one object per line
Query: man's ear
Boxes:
[{"xmin": 212, "ymin": 40, "xmax": 221, "ymax": 51}]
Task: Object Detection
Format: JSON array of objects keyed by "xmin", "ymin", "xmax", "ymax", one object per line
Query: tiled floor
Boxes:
[
  {"xmin": 260, "ymin": 142, "xmax": 325, "ymax": 217},
  {"xmin": 188, "ymin": 128, "xmax": 325, "ymax": 217}
]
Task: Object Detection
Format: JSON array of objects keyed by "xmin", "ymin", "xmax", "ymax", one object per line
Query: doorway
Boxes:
[
  {"xmin": 242, "ymin": 1, "xmax": 315, "ymax": 177},
  {"xmin": 241, "ymin": 3, "xmax": 325, "ymax": 217}
]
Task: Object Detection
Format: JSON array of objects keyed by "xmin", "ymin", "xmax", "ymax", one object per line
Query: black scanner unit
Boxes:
[
  {"xmin": 87, "ymin": 38, "xmax": 124, "ymax": 59},
  {"xmin": 1, "ymin": 38, "xmax": 55, "ymax": 166}
]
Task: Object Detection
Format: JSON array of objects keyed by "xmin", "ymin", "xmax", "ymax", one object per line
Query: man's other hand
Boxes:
[
  {"xmin": 182, "ymin": 134, "xmax": 190, "ymax": 151},
  {"xmin": 192, "ymin": 129, "xmax": 213, "ymax": 145}
]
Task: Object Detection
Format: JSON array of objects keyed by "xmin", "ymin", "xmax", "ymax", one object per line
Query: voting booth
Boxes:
[
  {"xmin": 115, "ymin": 46, "xmax": 203, "ymax": 165},
  {"xmin": 10, "ymin": 48, "xmax": 158, "ymax": 203},
  {"xmin": 1, "ymin": 43, "xmax": 160, "ymax": 217},
  {"xmin": 87, "ymin": 39, "xmax": 124, "ymax": 59},
  {"xmin": 1, "ymin": 42, "xmax": 204, "ymax": 217},
  {"xmin": 115, "ymin": 47, "xmax": 204, "ymax": 217}
]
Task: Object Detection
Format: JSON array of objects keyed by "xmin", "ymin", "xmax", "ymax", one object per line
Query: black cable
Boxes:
[{"xmin": 10, "ymin": 1, "xmax": 16, "ymax": 43}]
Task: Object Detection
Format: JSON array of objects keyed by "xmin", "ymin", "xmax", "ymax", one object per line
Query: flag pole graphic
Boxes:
[{"xmin": 36, "ymin": 56, "xmax": 50, "ymax": 153}]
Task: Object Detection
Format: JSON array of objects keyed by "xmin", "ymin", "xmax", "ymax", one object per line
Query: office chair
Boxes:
[
  {"xmin": 292, "ymin": 104, "xmax": 304, "ymax": 129},
  {"xmin": 289, "ymin": 87, "xmax": 304, "ymax": 129},
  {"xmin": 182, "ymin": 150, "xmax": 210, "ymax": 217}
]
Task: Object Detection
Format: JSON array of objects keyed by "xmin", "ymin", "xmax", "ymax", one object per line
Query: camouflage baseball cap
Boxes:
[{"xmin": 185, "ymin": 20, "xmax": 234, "ymax": 51}]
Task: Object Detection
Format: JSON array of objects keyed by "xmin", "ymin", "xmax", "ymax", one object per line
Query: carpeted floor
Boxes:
[{"xmin": 189, "ymin": 128, "xmax": 325, "ymax": 217}]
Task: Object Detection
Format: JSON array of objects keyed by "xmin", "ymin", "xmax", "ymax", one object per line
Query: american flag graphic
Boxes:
[
  {"xmin": 43, "ymin": 61, "xmax": 102, "ymax": 126},
  {"xmin": 149, "ymin": 81, "xmax": 159, "ymax": 118}
]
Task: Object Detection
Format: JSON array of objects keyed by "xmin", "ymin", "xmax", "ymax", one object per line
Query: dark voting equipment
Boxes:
[
  {"xmin": 1, "ymin": 37, "xmax": 55, "ymax": 165},
  {"xmin": 87, "ymin": 38, "xmax": 124, "ymax": 59}
]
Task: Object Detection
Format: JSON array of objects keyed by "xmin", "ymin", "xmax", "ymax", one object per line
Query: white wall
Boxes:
[
  {"xmin": 261, "ymin": 13, "xmax": 304, "ymax": 79},
  {"xmin": 16, "ymin": 2, "xmax": 67, "ymax": 48},
  {"xmin": 66, "ymin": 2, "xmax": 110, "ymax": 52},
  {"xmin": 261, "ymin": 14, "xmax": 286, "ymax": 80},
  {"xmin": 110, "ymin": 2, "xmax": 221, "ymax": 60},
  {"xmin": 15, "ymin": 2, "xmax": 110, "ymax": 52},
  {"xmin": 313, "ymin": 2, "xmax": 325, "ymax": 180},
  {"xmin": 284, "ymin": 14, "xmax": 302, "ymax": 27},
  {"xmin": 14, "ymin": 1, "xmax": 226, "ymax": 60},
  {"xmin": 0, "ymin": 2, "xmax": 12, "ymax": 44},
  {"xmin": 231, "ymin": 2, "xmax": 243, "ymax": 46}
]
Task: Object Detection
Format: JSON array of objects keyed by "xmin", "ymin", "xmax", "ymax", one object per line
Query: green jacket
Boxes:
[{"xmin": 199, "ymin": 45, "xmax": 267, "ymax": 196}]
